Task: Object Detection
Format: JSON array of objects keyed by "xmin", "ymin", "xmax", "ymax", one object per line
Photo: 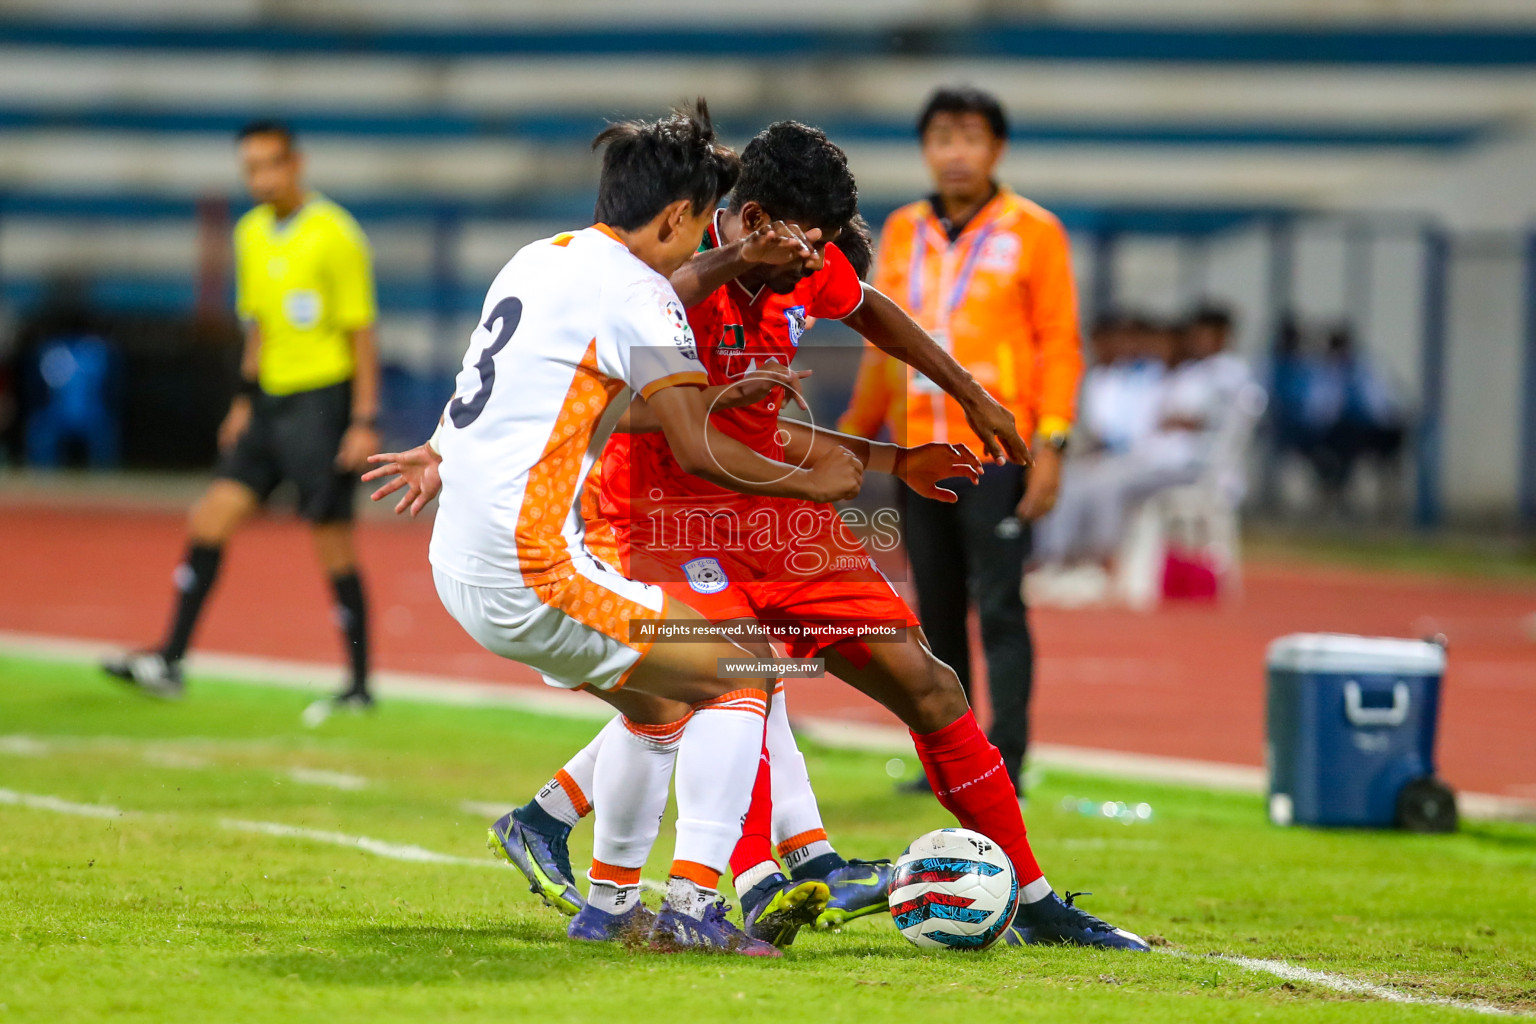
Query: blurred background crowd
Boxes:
[{"xmin": 3, "ymin": 0, "xmax": 1536, "ymax": 565}]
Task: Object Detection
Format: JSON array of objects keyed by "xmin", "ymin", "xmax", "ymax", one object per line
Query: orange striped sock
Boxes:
[
  {"xmin": 776, "ymin": 828, "xmax": 835, "ymax": 874},
  {"xmin": 587, "ymin": 859, "xmax": 643, "ymax": 914},
  {"xmin": 667, "ymin": 860, "xmax": 722, "ymax": 919}
]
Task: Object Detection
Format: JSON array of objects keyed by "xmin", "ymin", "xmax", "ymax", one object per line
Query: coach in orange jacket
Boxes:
[{"xmin": 839, "ymin": 86, "xmax": 1082, "ymax": 797}]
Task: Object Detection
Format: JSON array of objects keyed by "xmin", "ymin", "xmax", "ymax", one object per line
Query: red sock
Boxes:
[
  {"xmin": 728, "ymin": 739, "xmax": 775, "ymax": 880},
  {"xmin": 910, "ymin": 711, "xmax": 1044, "ymax": 886}
]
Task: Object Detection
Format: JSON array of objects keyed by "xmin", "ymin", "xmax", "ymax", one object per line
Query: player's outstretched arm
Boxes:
[
  {"xmin": 362, "ymin": 442, "xmax": 442, "ymax": 516},
  {"xmin": 618, "ymin": 358, "xmax": 811, "ymax": 432},
  {"xmin": 842, "ymin": 286, "xmax": 1032, "ymax": 467},
  {"xmin": 647, "ymin": 383, "xmax": 861, "ymax": 503},
  {"xmin": 777, "ymin": 419, "xmax": 981, "ymax": 503},
  {"xmin": 668, "ymin": 221, "xmax": 820, "ymax": 306}
]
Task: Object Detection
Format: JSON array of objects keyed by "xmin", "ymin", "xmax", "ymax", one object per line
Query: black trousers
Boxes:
[{"xmin": 904, "ymin": 462, "xmax": 1034, "ymax": 792}]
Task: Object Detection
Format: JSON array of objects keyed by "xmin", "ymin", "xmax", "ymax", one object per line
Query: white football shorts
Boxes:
[{"xmin": 433, "ymin": 554, "xmax": 666, "ymax": 692}]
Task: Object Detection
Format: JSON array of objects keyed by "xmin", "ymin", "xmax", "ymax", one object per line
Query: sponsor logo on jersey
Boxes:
[
  {"xmin": 663, "ymin": 299, "xmax": 689, "ymax": 331},
  {"xmin": 662, "ymin": 298, "xmax": 699, "ymax": 360},
  {"xmin": 682, "ymin": 557, "xmax": 729, "ymax": 594},
  {"xmin": 784, "ymin": 305, "xmax": 808, "ymax": 347},
  {"xmin": 717, "ymin": 324, "xmax": 746, "ymax": 350}
]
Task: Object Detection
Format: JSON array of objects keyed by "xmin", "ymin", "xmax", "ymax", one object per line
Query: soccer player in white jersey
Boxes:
[{"xmin": 386, "ymin": 103, "xmax": 865, "ymax": 955}]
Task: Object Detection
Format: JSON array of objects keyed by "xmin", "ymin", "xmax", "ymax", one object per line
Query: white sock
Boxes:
[
  {"xmin": 781, "ymin": 837, "xmax": 835, "ymax": 873},
  {"xmin": 1020, "ymin": 876, "xmax": 1053, "ymax": 904},
  {"xmin": 589, "ymin": 715, "xmax": 687, "ymax": 883},
  {"xmin": 764, "ymin": 683, "xmax": 830, "ymax": 848},
  {"xmin": 534, "ymin": 716, "xmax": 622, "ymax": 826},
  {"xmin": 671, "ymin": 689, "xmax": 768, "ymax": 885},
  {"xmin": 666, "ymin": 877, "xmax": 716, "ymax": 920},
  {"xmin": 587, "ymin": 879, "xmax": 642, "ymax": 915},
  {"xmin": 733, "ymin": 860, "xmax": 781, "ymax": 900}
]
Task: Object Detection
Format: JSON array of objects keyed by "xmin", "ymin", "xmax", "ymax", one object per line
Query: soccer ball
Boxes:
[{"xmin": 889, "ymin": 828, "xmax": 1018, "ymax": 950}]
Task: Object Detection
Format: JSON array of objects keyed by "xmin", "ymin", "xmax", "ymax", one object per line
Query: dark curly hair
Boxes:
[
  {"xmin": 727, "ymin": 121, "xmax": 859, "ymax": 233},
  {"xmin": 833, "ymin": 213, "xmax": 874, "ymax": 280},
  {"xmin": 591, "ymin": 99, "xmax": 741, "ymax": 231}
]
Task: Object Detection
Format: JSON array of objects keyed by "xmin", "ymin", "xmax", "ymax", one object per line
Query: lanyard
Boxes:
[{"xmin": 908, "ymin": 217, "xmax": 996, "ymax": 327}]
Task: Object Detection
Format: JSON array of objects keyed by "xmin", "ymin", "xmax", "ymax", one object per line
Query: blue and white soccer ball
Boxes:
[{"xmin": 889, "ymin": 827, "xmax": 1019, "ymax": 950}]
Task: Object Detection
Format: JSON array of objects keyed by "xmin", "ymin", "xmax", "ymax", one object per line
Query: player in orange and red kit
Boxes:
[{"xmin": 379, "ymin": 122, "xmax": 1148, "ymax": 953}]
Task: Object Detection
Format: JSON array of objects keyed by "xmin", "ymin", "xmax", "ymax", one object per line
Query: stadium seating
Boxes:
[
  {"xmin": 2, "ymin": 2, "xmax": 1534, "ymax": 518},
  {"xmin": 4, "ymin": 8, "xmax": 1536, "ymax": 358}
]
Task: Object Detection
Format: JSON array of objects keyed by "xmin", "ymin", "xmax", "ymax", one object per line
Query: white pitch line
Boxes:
[
  {"xmin": 460, "ymin": 800, "xmax": 515, "ymax": 818},
  {"xmin": 141, "ymin": 750, "xmax": 212, "ymax": 770},
  {"xmin": 285, "ymin": 767, "xmax": 369, "ymax": 791},
  {"xmin": 0, "ymin": 787, "xmax": 128, "ymax": 819},
  {"xmin": 0, "ymin": 786, "xmax": 505, "ymax": 871},
  {"xmin": 1162, "ymin": 949, "xmax": 1519, "ymax": 1017},
  {"xmin": 1, "ymin": 786, "xmax": 1522, "ymax": 1013},
  {"xmin": 0, "ymin": 735, "xmax": 51, "ymax": 756},
  {"xmin": 7, "ymin": 628, "xmax": 1536, "ymax": 823},
  {"xmin": 218, "ymin": 818, "xmax": 500, "ymax": 868}
]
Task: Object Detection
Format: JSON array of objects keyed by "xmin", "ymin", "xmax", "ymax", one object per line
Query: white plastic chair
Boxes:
[{"xmin": 1114, "ymin": 384, "xmax": 1268, "ymax": 610}]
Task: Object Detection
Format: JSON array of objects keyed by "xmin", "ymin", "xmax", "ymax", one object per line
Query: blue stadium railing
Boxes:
[
  {"xmin": 0, "ymin": 106, "xmax": 1494, "ymax": 151},
  {"xmin": 0, "ymin": 189, "xmax": 1290, "ymax": 320},
  {"xmin": 0, "ymin": 189, "xmax": 1287, "ymax": 236},
  {"xmin": 3, "ymin": 17, "xmax": 1536, "ymax": 66}
]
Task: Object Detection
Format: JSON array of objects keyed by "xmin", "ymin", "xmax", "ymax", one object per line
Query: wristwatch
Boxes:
[{"xmin": 1041, "ymin": 430, "xmax": 1070, "ymax": 454}]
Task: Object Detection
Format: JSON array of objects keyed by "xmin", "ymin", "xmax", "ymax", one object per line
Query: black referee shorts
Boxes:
[{"xmin": 215, "ymin": 381, "xmax": 357, "ymax": 523}]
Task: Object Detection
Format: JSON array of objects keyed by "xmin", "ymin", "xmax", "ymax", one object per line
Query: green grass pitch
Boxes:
[{"xmin": 1, "ymin": 652, "xmax": 1532, "ymax": 1022}]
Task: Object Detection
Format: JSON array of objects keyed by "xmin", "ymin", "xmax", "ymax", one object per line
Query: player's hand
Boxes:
[
  {"xmin": 363, "ymin": 443, "xmax": 443, "ymax": 517},
  {"xmin": 740, "ymin": 220, "xmax": 821, "ymax": 268},
  {"xmin": 961, "ymin": 393, "xmax": 1032, "ymax": 467},
  {"xmin": 716, "ymin": 357, "xmax": 811, "ymax": 411},
  {"xmin": 800, "ymin": 443, "xmax": 864, "ymax": 503},
  {"xmin": 217, "ymin": 397, "xmax": 252, "ymax": 451},
  {"xmin": 896, "ymin": 442, "xmax": 982, "ymax": 503},
  {"xmin": 335, "ymin": 424, "xmax": 381, "ymax": 473},
  {"xmin": 1016, "ymin": 445, "xmax": 1062, "ymax": 520}
]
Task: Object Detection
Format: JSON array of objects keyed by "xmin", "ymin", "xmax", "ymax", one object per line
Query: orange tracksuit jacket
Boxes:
[{"xmin": 838, "ymin": 187, "xmax": 1083, "ymax": 449}]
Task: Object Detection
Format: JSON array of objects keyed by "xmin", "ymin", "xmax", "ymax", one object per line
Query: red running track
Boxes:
[{"xmin": 1, "ymin": 503, "xmax": 1532, "ymax": 800}]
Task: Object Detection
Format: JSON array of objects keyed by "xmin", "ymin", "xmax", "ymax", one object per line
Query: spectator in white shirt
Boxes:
[{"xmin": 1035, "ymin": 306, "xmax": 1257, "ymax": 566}]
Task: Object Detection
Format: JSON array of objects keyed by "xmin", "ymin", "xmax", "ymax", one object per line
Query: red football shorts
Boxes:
[{"xmin": 604, "ymin": 498, "xmax": 919, "ymax": 659}]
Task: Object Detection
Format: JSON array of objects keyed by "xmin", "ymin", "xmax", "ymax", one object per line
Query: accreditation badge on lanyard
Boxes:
[{"xmin": 909, "ymin": 221, "xmax": 995, "ymax": 396}]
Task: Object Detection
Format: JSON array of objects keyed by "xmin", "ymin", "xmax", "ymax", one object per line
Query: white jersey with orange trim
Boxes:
[{"xmin": 429, "ymin": 224, "xmax": 708, "ymax": 590}]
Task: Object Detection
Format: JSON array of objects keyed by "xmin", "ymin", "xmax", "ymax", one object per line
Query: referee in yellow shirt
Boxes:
[{"xmin": 106, "ymin": 121, "xmax": 380, "ymax": 717}]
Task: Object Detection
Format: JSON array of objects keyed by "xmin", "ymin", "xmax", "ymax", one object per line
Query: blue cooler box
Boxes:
[{"xmin": 1266, "ymin": 633, "xmax": 1452, "ymax": 829}]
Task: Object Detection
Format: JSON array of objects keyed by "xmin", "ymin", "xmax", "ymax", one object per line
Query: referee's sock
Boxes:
[
  {"xmin": 160, "ymin": 543, "xmax": 222, "ymax": 664},
  {"xmin": 329, "ymin": 571, "xmax": 370, "ymax": 697}
]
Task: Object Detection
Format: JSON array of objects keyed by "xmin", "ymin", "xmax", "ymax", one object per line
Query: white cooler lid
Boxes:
[{"xmin": 1266, "ymin": 632, "xmax": 1446, "ymax": 674}]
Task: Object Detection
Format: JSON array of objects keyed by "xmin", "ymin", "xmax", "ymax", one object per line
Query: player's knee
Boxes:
[
  {"xmin": 310, "ymin": 524, "xmax": 356, "ymax": 573},
  {"xmin": 693, "ymin": 675, "xmax": 770, "ymax": 708},
  {"xmin": 188, "ymin": 498, "xmax": 232, "ymax": 542},
  {"xmin": 190, "ymin": 483, "xmax": 253, "ymax": 541},
  {"xmin": 909, "ymin": 654, "xmax": 968, "ymax": 731},
  {"xmin": 740, "ymin": 676, "xmax": 772, "ymax": 698}
]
